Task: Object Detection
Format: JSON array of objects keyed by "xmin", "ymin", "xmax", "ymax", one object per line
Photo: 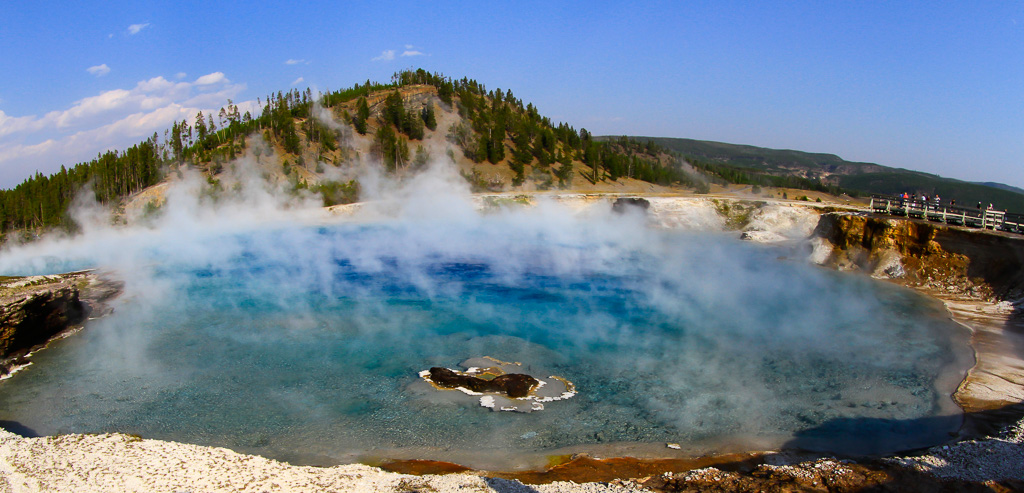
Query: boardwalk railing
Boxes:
[{"xmin": 869, "ymin": 194, "xmax": 1023, "ymax": 234}]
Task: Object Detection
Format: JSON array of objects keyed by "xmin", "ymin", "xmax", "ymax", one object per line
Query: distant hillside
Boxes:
[
  {"xmin": 635, "ymin": 137, "xmax": 886, "ymax": 176},
  {"xmin": 617, "ymin": 136, "xmax": 1024, "ymax": 212}
]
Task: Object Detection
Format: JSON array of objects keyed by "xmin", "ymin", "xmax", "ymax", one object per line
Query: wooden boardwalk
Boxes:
[{"xmin": 869, "ymin": 194, "xmax": 1024, "ymax": 234}]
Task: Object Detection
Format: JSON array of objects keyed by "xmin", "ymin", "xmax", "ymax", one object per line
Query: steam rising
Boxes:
[{"xmin": 0, "ymin": 157, "xmax": 969, "ymax": 467}]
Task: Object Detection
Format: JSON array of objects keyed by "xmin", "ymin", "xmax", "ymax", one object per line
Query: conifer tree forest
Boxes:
[{"xmin": 0, "ymin": 68, "xmax": 829, "ymax": 237}]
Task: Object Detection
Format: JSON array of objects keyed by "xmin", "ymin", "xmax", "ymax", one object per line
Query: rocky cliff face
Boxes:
[
  {"xmin": 0, "ymin": 272, "xmax": 122, "ymax": 375},
  {"xmin": 811, "ymin": 213, "xmax": 1024, "ymax": 304}
]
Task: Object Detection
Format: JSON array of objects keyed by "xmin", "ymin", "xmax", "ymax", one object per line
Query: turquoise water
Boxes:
[{"xmin": 0, "ymin": 219, "xmax": 970, "ymax": 468}]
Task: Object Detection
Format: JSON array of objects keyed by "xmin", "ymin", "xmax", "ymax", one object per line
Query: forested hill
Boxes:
[
  {"xmin": 0, "ymin": 69, "xmax": 694, "ymax": 237},
  {"xmin": 628, "ymin": 136, "xmax": 1024, "ymax": 212}
]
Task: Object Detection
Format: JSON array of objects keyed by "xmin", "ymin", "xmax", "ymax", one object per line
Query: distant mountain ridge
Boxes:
[
  {"xmin": 609, "ymin": 136, "xmax": 1024, "ymax": 212},
  {"xmin": 975, "ymin": 181, "xmax": 1024, "ymax": 196},
  {"xmin": 632, "ymin": 137, "xmax": 889, "ymax": 176}
]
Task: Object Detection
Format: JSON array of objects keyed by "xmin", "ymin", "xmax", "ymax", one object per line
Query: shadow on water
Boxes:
[
  {"xmin": 776, "ymin": 402, "xmax": 1024, "ymax": 479},
  {"xmin": 484, "ymin": 478, "xmax": 541, "ymax": 493},
  {"xmin": 788, "ymin": 402, "xmax": 1024, "ymax": 454},
  {"xmin": 0, "ymin": 420, "xmax": 40, "ymax": 438},
  {"xmin": 782, "ymin": 414, "xmax": 963, "ymax": 457}
]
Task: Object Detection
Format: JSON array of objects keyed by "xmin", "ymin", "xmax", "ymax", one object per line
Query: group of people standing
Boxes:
[
  {"xmin": 898, "ymin": 192, "xmax": 946, "ymax": 207},
  {"xmin": 898, "ymin": 191, "xmax": 997, "ymax": 211}
]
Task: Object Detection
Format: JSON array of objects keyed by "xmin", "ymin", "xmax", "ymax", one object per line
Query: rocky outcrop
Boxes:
[
  {"xmin": 611, "ymin": 197, "xmax": 650, "ymax": 214},
  {"xmin": 426, "ymin": 367, "xmax": 539, "ymax": 398},
  {"xmin": 811, "ymin": 213, "xmax": 1024, "ymax": 303},
  {"xmin": 0, "ymin": 284, "xmax": 83, "ymax": 358},
  {"xmin": 0, "ymin": 272, "xmax": 122, "ymax": 375}
]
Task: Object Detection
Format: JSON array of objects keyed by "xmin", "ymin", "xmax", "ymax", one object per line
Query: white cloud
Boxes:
[
  {"xmin": 372, "ymin": 50, "xmax": 395, "ymax": 61},
  {"xmin": 48, "ymin": 88, "xmax": 134, "ymax": 129},
  {"xmin": 194, "ymin": 72, "xmax": 227, "ymax": 86},
  {"xmin": 182, "ymin": 83, "xmax": 247, "ymax": 109},
  {"xmin": 175, "ymin": 72, "xmax": 187, "ymax": 80},
  {"xmin": 291, "ymin": 77, "xmax": 305, "ymax": 86},
  {"xmin": 401, "ymin": 50, "xmax": 425, "ymax": 57},
  {"xmin": 87, "ymin": 64, "xmax": 111, "ymax": 77},
  {"xmin": 285, "ymin": 59, "xmax": 306, "ymax": 65},
  {"xmin": 0, "ymin": 140, "xmax": 57, "ymax": 171},
  {"xmin": 0, "ymin": 110, "xmax": 46, "ymax": 138},
  {"xmin": 0, "ymin": 72, "xmax": 249, "ymax": 187},
  {"xmin": 127, "ymin": 23, "xmax": 150, "ymax": 35},
  {"xmin": 405, "ymin": 44, "xmax": 414, "ymax": 49}
]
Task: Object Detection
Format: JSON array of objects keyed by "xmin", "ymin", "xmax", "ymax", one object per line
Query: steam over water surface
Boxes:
[{"xmin": 0, "ymin": 214, "xmax": 970, "ymax": 469}]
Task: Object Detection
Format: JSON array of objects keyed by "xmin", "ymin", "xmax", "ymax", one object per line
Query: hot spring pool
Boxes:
[{"xmin": 0, "ymin": 215, "xmax": 972, "ymax": 470}]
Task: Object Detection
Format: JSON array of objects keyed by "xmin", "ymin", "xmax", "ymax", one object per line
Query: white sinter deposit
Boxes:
[
  {"xmin": 0, "ymin": 429, "xmax": 638, "ymax": 492},
  {"xmin": 740, "ymin": 204, "xmax": 821, "ymax": 243}
]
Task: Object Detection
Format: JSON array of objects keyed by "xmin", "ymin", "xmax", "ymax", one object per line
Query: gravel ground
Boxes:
[{"xmin": 886, "ymin": 417, "xmax": 1024, "ymax": 482}]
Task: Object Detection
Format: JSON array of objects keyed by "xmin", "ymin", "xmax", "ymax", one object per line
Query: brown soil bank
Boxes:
[{"xmin": 811, "ymin": 212, "xmax": 1024, "ymax": 416}]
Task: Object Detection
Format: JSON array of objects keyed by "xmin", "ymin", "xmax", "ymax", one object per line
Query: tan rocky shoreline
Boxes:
[{"xmin": 1, "ymin": 195, "xmax": 1023, "ymax": 491}]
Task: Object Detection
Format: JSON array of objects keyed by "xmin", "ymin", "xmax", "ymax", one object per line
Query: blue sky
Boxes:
[{"xmin": 1, "ymin": 1, "xmax": 1022, "ymax": 189}]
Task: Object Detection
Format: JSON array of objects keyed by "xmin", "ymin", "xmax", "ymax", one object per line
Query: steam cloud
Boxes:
[{"xmin": 0, "ymin": 155, "xmax": 968, "ymax": 465}]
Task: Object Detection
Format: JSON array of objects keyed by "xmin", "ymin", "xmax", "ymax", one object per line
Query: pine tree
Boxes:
[
  {"xmin": 195, "ymin": 111, "xmax": 208, "ymax": 143},
  {"xmin": 555, "ymin": 150, "xmax": 573, "ymax": 188},
  {"xmin": 422, "ymin": 104, "xmax": 437, "ymax": 131},
  {"xmin": 354, "ymin": 97, "xmax": 369, "ymax": 134},
  {"xmin": 403, "ymin": 111, "xmax": 424, "ymax": 140},
  {"xmin": 486, "ymin": 125, "xmax": 504, "ymax": 164},
  {"xmin": 384, "ymin": 90, "xmax": 405, "ymax": 128},
  {"xmin": 170, "ymin": 121, "xmax": 184, "ymax": 162}
]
